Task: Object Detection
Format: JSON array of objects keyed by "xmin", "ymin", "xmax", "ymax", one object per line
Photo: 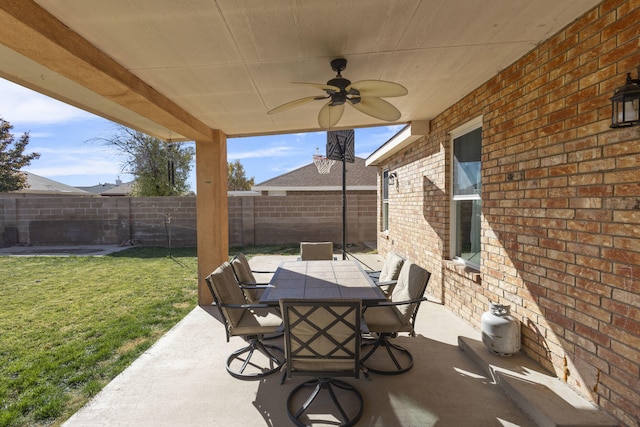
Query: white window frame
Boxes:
[
  {"xmin": 449, "ymin": 116, "xmax": 483, "ymax": 269},
  {"xmin": 382, "ymin": 169, "xmax": 389, "ymax": 231}
]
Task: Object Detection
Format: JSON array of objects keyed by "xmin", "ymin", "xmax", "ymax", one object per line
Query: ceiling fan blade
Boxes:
[
  {"xmin": 318, "ymin": 102, "xmax": 345, "ymax": 129},
  {"xmin": 349, "ymin": 97, "xmax": 402, "ymax": 121},
  {"xmin": 347, "ymin": 80, "xmax": 408, "ymax": 97},
  {"xmin": 294, "ymin": 82, "xmax": 341, "ymax": 92},
  {"xmin": 268, "ymin": 96, "xmax": 325, "ymax": 114}
]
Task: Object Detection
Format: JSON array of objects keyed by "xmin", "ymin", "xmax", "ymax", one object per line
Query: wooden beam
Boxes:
[
  {"xmin": 195, "ymin": 132, "xmax": 228, "ymax": 305},
  {"xmin": 0, "ymin": 0, "xmax": 214, "ymax": 142}
]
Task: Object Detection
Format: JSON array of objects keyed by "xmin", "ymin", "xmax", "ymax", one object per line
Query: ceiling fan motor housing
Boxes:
[
  {"xmin": 327, "ymin": 59, "xmax": 358, "ymax": 105},
  {"xmin": 330, "ymin": 58, "xmax": 347, "ymax": 73},
  {"xmin": 326, "ymin": 76, "xmax": 351, "ymax": 105}
]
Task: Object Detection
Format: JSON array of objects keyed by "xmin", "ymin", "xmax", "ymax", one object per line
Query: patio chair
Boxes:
[
  {"xmin": 280, "ymin": 298, "xmax": 363, "ymax": 427},
  {"xmin": 367, "ymin": 252, "xmax": 404, "ymax": 297},
  {"xmin": 205, "ymin": 262, "xmax": 284, "ymax": 380},
  {"xmin": 230, "ymin": 253, "xmax": 274, "ymax": 304},
  {"xmin": 361, "ymin": 261, "xmax": 431, "ymax": 375},
  {"xmin": 299, "ymin": 241, "xmax": 335, "ymax": 260}
]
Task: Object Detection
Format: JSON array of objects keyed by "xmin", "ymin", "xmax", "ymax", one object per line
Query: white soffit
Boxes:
[
  {"xmin": 366, "ymin": 120, "xmax": 430, "ymax": 166},
  {"xmin": 0, "ymin": 0, "xmax": 602, "ymax": 138}
]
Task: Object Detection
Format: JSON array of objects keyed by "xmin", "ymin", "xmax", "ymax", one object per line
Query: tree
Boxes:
[
  {"xmin": 227, "ymin": 160, "xmax": 254, "ymax": 191},
  {"xmin": 101, "ymin": 126, "xmax": 194, "ymax": 196},
  {"xmin": 0, "ymin": 117, "xmax": 40, "ymax": 192}
]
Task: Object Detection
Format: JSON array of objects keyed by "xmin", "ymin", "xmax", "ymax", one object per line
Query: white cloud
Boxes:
[
  {"xmin": 26, "ymin": 157, "xmax": 124, "ymax": 176},
  {"xmin": 227, "ymin": 145, "xmax": 297, "ymax": 161},
  {"xmin": 23, "ymin": 131, "xmax": 54, "ymax": 139},
  {"xmin": 25, "ymin": 144, "xmax": 127, "ymax": 177},
  {"xmin": 29, "ymin": 144, "xmax": 113, "ymax": 155},
  {"xmin": 0, "ymin": 78, "xmax": 93, "ymax": 125}
]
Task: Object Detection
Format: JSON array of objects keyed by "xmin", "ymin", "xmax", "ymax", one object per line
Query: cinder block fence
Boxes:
[{"xmin": 0, "ymin": 192, "xmax": 376, "ymax": 248}]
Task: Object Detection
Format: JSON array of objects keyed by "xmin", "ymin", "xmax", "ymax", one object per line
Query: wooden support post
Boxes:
[{"xmin": 195, "ymin": 131, "xmax": 228, "ymax": 305}]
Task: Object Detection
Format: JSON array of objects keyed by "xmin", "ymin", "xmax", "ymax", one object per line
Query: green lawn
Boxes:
[
  {"xmin": 0, "ymin": 247, "xmax": 201, "ymax": 427},
  {"xmin": 0, "ymin": 243, "xmax": 370, "ymax": 426}
]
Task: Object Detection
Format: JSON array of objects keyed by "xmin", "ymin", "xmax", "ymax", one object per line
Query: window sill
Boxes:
[{"xmin": 444, "ymin": 260, "xmax": 481, "ymax": 283}]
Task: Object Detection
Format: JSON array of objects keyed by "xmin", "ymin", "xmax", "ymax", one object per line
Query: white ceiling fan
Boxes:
[{"xmin": 268, "ymin": 58, "xmax": 408, "ymax": 129}]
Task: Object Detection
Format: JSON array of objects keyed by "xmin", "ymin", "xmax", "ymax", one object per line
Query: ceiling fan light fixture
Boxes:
[{"xmin": 330, "ymin": 93, "xmax": 348, "ymax": 106}]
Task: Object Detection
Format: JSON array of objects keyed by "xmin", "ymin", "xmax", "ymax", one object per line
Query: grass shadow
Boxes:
[
  {"xmin": 105, "ymin": 243, "xmax": 374, "ymax": 260},
  {"xmin": 107, "ymin": 247, "xmax": 197, "ymax": 259},
  {"xmin": 229, "ymin": 244, "xmax": 300, "ymax": 256}
]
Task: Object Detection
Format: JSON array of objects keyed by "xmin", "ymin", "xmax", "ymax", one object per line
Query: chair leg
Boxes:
[
  {"xmin": 361, "ymin": 333, "xmax": 414, "ymax": 375},
  {"xmin": 326, "ymin": 379, "xmax": 362, "ymax": 425},
  {"xmin": 292, "ymin": 380, "xmax": 323, "ymax": 420},
  {"xmin": 226, "ymin": 338, "xmax": 283, "ymax": 380},
  {"xmin": 287, "ymin": 378, "xmax": 363, "ymax": 427}
]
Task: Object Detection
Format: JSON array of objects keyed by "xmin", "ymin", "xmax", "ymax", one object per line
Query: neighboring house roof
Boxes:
[
  {"xmin": 252, "ymin": 156, "xmax": 377, "ymax": 192},
  {"xmin": 100, "ymin": 181, "xmax": 134, "ymax": 196},
  {"xmin": 77, "ymin": 183, "xmax": 120, "ymax": 194},
  {"xmin": 79, "ymin": 179, "xmax": 134, "ymax": 196},
  {"xmin": 18, "ymin": 172, "xmax": 92, "ymax": 195}
]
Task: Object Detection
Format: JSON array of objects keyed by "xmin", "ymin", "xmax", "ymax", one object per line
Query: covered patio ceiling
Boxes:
[{"xmin": 0, "ymin": 0, "xmax": 600, "ymax": 142}]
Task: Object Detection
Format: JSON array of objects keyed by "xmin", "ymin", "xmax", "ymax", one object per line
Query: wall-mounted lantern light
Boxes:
[
  {"xmin": 610, "ymin": 71, "xmax": 640, "ymax": 128},
  {"xmin": 388, "ymin": 172, "xmax": 397, "ymax": 185}
]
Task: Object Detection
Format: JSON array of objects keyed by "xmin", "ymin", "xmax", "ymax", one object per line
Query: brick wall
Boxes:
[
  {"xmin": 0, "ymin": 191, "xmax": 376, "ymax": 248},
  {"xmin": 376, "ymin": 1, "xmax": 639, "ymax": 424}
]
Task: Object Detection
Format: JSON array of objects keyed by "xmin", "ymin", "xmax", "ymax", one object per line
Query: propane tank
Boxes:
[{"xmin": 481, "ymin": 303, "xmax": 521, "ymax": 356}]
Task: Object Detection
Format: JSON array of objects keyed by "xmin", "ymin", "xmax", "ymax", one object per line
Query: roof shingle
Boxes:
[{"xmin": 253, "ymin": 157, "xmax": 376, "ymax": 190}]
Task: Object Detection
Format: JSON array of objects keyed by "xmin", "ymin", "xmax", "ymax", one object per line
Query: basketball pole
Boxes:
[
  {"xmin": 341, "ymin": 141, "xmax": 347, "ymax": 260},
  {"xmin": 322, "ymin": 131, "xmax": 352, "ymax": 260}
]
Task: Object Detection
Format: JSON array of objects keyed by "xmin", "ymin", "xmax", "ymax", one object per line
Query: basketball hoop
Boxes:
[{"xmin": 313, "ymin": 148, "xmax": 335, "ymax": 174}]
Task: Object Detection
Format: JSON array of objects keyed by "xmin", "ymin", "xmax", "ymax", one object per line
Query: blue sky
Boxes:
[{"xmin": 1, "ymin": 78, "xmax": 401, "ymax": 191}]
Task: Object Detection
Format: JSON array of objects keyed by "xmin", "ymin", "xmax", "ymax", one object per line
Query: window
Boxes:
[
  {"xmin": 451, "ymin": 118, "xmax": 482, "ymax": 268},
  {"xmin": 382, "ymin": 169, "xmax": 389, "ymax": 231}
]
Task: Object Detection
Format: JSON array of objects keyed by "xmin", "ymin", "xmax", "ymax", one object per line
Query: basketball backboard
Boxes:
[{"xmin": 326, "ymin": 130, "xmax": 355, "ymax": 163}]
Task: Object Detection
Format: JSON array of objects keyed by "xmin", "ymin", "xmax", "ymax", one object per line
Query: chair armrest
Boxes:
[
  {"xmin": 218, "ymin": 302, "xmax": 273, "ymax": 310},
  {"xmin": 239, "ymin": 285, "xmax": 272, "ymax": 291},
  {"xmin": 376, "ymin": 280, "xmax": 397, "ymax": 297},
  {"xmin": 371, "ymin": 296, "xmax": 429, "ymax": 307},
  {"xmin": 238, "ymin": 280, "xmax": 272, "ymax": 288},
  {"xmin": 251, "ymin": 269, "xmax": 275, "ymax": 274}
]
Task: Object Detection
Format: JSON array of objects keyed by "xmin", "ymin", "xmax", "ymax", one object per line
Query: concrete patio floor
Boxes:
[
  {"xmin": 0, "ymin": 244, "xmax": 131, "ymax": 256},
  {"xmin": 60, "ymin": 254, "xmax": 546, "ymax": 427}
]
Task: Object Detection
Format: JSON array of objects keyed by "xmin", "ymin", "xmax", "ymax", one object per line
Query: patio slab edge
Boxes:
[{"xmin": 458, "ymin": 337, "xmax": 616, "ymax": 427}]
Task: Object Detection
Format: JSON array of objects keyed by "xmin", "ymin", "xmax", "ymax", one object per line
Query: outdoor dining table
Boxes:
[{"xmin": 259, "ymin": 260, "xmax": 386, "ymax": 306}]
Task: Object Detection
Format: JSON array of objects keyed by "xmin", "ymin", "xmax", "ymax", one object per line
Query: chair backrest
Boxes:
[
  {"xmin": 230, "ymin": 253, "xmax": 259, "ymax": 303},
  {"xmin": 378, "ymin": 253, "xmax": 404, "ymax": 282},
  {"xmin": 205, "ymin": 262, "xmax": 247, "ymax": 331},
  {"xmin": 300, "ymin": 241, "xmax": 334, "ymax": 260},
  {"xmin": 390, "ymin": 261, "xmax": 431, "ymax": 326},
  {"xmin": 280, "ymin": 299, "xmax": 361, "ymax": 379},
  {"xmin": 231, "ymin": 253, "xmax": 257, "ymax": 283}
]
